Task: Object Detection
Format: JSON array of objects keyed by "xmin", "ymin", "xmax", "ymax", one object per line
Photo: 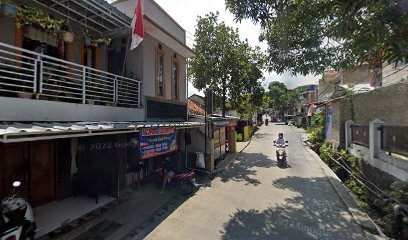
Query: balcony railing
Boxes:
[{"xmin": 0, "ymin": 42, "xmax": 141, "ymax": 108}]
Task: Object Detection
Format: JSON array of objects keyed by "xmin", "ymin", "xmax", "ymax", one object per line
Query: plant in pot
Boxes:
[
  {"xmin": 92, "ymin": 37, "xmax": 111, "ymax": 49},
  {"xmin": 1, "ymin": 0, "xmax": 18, "ymax": 18},
  {"xmin": 82, "ymin": 29, "xmax": 92, "ymax": 46},
  {"xmin": 16, "ymin": 5, "xmax": 64, "ymax": 42},
  {"xmin": 61, "ymin": 24, "xmax": 74, "ymax": 43}
]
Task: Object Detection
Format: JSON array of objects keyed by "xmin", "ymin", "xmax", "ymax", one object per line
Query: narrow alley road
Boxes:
[{"xmin": 144, "ymin": 123, "xmax": 368, "ymax": 240}]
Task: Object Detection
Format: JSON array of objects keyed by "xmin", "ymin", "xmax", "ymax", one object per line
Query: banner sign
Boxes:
[{"xmin": 139, "ymin": 127, "xmax": 178, "ymax": 159}]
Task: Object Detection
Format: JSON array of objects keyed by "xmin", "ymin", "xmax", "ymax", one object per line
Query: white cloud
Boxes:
[{"xmin": 265, "ymin": 73, "xmax": 321, "ymax": 89}]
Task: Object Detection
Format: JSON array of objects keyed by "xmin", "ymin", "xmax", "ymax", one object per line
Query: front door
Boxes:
[
  {"xmin": 30, "ymin": 141, "xmax": 56, "ymax": 207},
  {"xmin": 0, "ymin": 143, "xmax": 30, "ymax": 200}
]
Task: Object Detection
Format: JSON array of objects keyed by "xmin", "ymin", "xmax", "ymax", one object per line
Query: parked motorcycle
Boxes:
[
  {"xmin": 0, "ymin": 181, "xmax": 36, "ymax": 240},
  {"xmin": 274, "ymin": 140, "xmax": 288, "ymax": 167},
  {"xmin": 265, "ymin": 119, "xmax": 269, "ymax": 126},
  {"xmin": 157, "ymin": 167, "xmax": 197, "ymax": 195}
]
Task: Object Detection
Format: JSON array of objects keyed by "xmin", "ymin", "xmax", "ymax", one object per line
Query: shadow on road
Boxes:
[
  {"xmin": 220, "ymin": 176, "xmax": 365, "ymax": 240},
  {"xmin": 251, "ymin": 133, "xmax": 269, "ymax": 140},
  {"xmin": 219, "ymin": 153, "xmax": 277, "ymax": 186},
  {"xmin": 274, "ymin": 123, "xmax": 287, "ymax": 126}
]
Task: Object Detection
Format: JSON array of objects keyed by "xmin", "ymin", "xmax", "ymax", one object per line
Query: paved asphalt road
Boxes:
[{"xmin": 144, "ymin": 123, "xmax": 367, "ymax": 240}]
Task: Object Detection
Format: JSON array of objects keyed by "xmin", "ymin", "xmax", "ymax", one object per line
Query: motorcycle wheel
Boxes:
[
  {"xmin": 180, "ymin": 180, "xmax": 194, "ymax": 195},
  {"xmin": 23, "ymin": 222, "xmax": 36, "ymax": 240}
]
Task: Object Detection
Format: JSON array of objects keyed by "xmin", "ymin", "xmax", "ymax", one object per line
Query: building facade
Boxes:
[{"xmin": 0, "ymin": 0, "xmax": 200, "ymax": 237}]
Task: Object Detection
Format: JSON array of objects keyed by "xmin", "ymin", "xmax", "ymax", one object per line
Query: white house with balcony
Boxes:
[{"xmin": 0, "ymin": 0, "xmax": 199, "ymax": 237}]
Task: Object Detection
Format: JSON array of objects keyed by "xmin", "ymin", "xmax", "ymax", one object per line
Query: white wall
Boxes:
[
  {"xmin": 113, "ymin": 0, "xmax": 185, "ymax": 43},
  {"xmin": 142, "ymin": 33, "xmax": 187, "ymax": 103},
  {"xmin": 0, "ymin": 97, "xmax": 145, "ymax": 121}
]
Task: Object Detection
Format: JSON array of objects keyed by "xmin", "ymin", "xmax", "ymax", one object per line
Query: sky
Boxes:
[{"xmin": 119, "ymin": 0, "xmax": 321, "ymax": 96}]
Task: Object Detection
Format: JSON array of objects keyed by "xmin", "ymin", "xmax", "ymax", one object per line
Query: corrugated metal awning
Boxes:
[
  {"xmin": 25, "ymin": 0, "xmax": 131, "ymax": 36},
  {"xmin": 0, "ymin": 121, "xmax": 204, "ymax": 143}
]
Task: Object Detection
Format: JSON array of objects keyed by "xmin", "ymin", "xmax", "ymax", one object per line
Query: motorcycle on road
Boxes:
[{"xmin": 274, "ymin": 140, "xmax": 288, "ymax": 167}]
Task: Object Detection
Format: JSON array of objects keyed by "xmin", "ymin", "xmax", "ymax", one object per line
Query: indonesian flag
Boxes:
[{"xmin": 130, "ymin": 0, "xmax": 144, "ymax": 50}]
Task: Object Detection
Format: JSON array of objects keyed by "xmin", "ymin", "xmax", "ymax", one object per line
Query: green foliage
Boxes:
[
  {"xmin": 319, "ymin": 141, "xmax": 333, "ymax": 164},
  {"xmin": 92, "ymin": 38, "xmax": 111, "ymax": 46},
  {"xmin": 345, "ymin": 178, "xmax": 367, "ymax": 201},
  {"xmin": 16, "ymin": 6, "xmax": 64, "ymax": 32},
  {"xmin": 225, "ymin": 0, "xmax": 408, "ymax": 75},
  {"xmin": 307, "ymin": 110, "xmax": 325, "ymax": 144},
  {"xmin": 346, "ymin": 87, "xmax": 356, "ymax": 121},
  {"xmin": 237, "ymin": 133, "xmax": 243, "ymax": 142},
  {"xmin": 267, "ymin": 81, "xmax": 298, "ymax": 115},
  {"xmin": 189, "ymin": 12, "xmax": 266, "ymax": 116},
  {"xmin": 318, "ymin": 145, "xmax": 408, "ymax": 238}
]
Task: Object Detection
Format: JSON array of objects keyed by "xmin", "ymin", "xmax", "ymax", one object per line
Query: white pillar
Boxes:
[
  {"xmin": 369, "ymin": 119, "xmax": 384, "ymax": 162},
  {"xmin": 345, "ymin": 120, "xmax": 354, "ymax": 149}
]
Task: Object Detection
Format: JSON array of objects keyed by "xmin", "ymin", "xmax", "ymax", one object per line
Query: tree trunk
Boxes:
[{"xmin": 222, "ymin": 79, "xmax": 226, "ymax": 117}]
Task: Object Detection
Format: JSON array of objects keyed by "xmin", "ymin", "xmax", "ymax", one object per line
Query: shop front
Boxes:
[
  {"xmin": 0, "ymin": 121, "xmax": 203, "ymax": 237},
  {"xmin": 188, "ymin": 115, "xmax": 239, "ymax": 172}
]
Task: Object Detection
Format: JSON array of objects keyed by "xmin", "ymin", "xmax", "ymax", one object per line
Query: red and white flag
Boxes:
[{"xmin": 130, "ymin": 0, "xmax": 144, "ymax": 50}]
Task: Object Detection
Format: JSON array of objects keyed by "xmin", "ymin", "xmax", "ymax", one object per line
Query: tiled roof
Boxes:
[{"xmin": 188, "ymin": 99, "xmax": 205, "ymax": 115}]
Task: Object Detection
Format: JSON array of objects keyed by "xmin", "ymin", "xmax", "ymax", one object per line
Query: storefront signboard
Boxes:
[{"xmin": 139, "ymin": 127, "xmax": 178, "ymax": 159}]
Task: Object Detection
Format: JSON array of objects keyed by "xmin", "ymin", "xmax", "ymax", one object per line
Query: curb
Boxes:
[{"xmin": 301, "ymin": 140, "xmax": 387, "ymax": 239}]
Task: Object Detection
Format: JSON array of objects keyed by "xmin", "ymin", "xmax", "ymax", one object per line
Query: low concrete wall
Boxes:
[
  {"xmin": 349, "ymin": 144, "xmax": 408, "ymax": 183},
  {"xmin": 0, "ymin": 97, "xmax": 145, "ymax": 121}
]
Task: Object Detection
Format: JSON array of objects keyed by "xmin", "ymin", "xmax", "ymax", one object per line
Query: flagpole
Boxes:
[{"xmin": 121, "ymin": 36, "xmax": 131, "ymax": 77}]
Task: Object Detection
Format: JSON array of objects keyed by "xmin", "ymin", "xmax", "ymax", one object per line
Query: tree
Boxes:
[
  {"xmin": 225, "ymin": 0, "xmax": 408, "ymax": 75},
  {"xmin": 236, "ymin": 82, "xmax": 265, "ymax": 119},
  {"xmin": 267, "ymin": 81, "xmax": 298, "ymax": 116},
  {"xmin": 189, "ymin": 12, "xmax": 265, "ymax": 117}
]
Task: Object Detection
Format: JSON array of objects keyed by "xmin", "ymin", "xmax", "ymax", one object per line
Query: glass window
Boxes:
[
  {"xmin": 156, "ymin": 48, "xmax": 165, "ymax": 97},
  {"xmin": 171, "ymin": 58, "xmax": 179, "ymax": 99}
]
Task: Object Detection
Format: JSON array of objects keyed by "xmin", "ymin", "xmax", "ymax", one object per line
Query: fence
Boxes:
[
  {"xmin": 0, "ymin": 41, "xmax": 141, "ymax": 108},
  {"xmin": 351, "ymin": 124, "xmax": 370, "ymax": 147},
  {"xmin": 383, "ymin": 126, "xmax": 408, "ymax": 157}
]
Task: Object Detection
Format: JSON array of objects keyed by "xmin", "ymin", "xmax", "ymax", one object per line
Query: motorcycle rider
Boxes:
[
  {"xmin": 275, "ymin": 133, "xmax": 287, "ymax": 158},
  {"xmin": 275, "ymin": 133, "xmax": 286, "ymax": 145}
]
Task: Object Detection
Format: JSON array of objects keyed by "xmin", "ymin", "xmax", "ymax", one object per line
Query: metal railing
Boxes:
[
  {"xmin": 0, "ymin": 41, "xmax": 141, "ymax": 108},
  {"xmin": 383, "ymin": 126, "xmax": 408, "ymax": 157},
  {"xmin": 351, "ymin": 124, "xmax": 370, "ymax": 147}
]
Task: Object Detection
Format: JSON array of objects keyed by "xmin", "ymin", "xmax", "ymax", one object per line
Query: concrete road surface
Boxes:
[{"xmin": 144, "ymin": 123, "xmax": 367, "ymax": 240}]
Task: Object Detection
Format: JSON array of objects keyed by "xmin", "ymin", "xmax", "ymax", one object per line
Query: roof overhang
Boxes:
[
  {"xmin": 0, "ymin": 121, "xmax": 204, "ymax": 143},
  {"xmin": 25, "ymin": 0, "xmax": 131, "ymax": 36},
  {"xmin": 144, "ymin": 15, "xmax": 195, "ymax": 58}
]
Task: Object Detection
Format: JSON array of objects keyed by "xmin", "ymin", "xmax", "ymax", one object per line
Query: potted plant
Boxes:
[
  {"xmin": 82, "ymin": 29, "xmax": 92, "ymax": 46},
  {"xmin": 63, "ymin": 31, "xmax": 74, "ymax": 43},
  {"xmin": 92, "ymin": 37, "xmax": 111, "ymax": 49},
  {"xmin": 1, "ymin": 0, "xmax": 18, "ymax": 18},
  {"xmin": 61, "ymin": 25, "xmax": 74, "ymax": 43},
  {"xmin": 16, "ymin": 6, "xmax": 64, "ymax": 44}
]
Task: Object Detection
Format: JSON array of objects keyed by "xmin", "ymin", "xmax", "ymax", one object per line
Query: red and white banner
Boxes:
[{"xmin": 130, "ymin": 0, "xmax": 144, "ymax": 50}]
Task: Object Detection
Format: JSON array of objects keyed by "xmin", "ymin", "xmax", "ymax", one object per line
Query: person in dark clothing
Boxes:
[
  {"xmin": 127, "ymin": 137, "xmax": 142, "ymax": 189},
  {"xmin": 160, "ymin": 157, "xmax": 175, "ymax": 193}
]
